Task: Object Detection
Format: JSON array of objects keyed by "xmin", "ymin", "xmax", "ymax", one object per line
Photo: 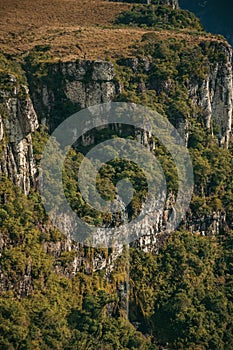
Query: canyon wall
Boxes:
[
  {"xmin": 0, "ymin": 75, "xmax": 38, "ymax": 195},
  {"xmin": 0, "ymin": 39, "xmax": 232, "ymax": 294}
]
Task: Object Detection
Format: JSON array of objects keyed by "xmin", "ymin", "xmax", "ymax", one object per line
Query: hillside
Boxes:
[
  {"xmin": 0, "ymin": 1, "xmax": 233, "ymax": 349},
  {"xmin": 0, "ymin": 0, "xmax": 225, "ymax": 60}
]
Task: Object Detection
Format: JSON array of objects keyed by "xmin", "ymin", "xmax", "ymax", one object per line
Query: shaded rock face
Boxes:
[
  {"xmin": 28, "ymin": 60, "xmax": 117, "ymax": 132},
  {"xmin": 0, "ymin": 75, "xmax": 38, "ymax": 195},
  {"xmin": 186, "ymin": 209, "xmax": 228, "ymax": 237},
  {"xmin": 187, "ymin": 43, "xmax": 233, "ymax": 147}
]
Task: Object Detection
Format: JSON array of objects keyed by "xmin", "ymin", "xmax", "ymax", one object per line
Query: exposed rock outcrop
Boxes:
[
  {"xmin": 27, "ymin": 60, "xmax": 117, "ymax": 131},
  {"xmin": 0, "ymin": 75, "xmax": 39, "ymax": 195},
  {"xmin": 116, "ymin": 42, "xmax": 233, "ymax": 147},
  {"xmin": 188, "ymin": 42, "xmax": 233, "ymax": 147},
  {"xmin": 27, "ymin": 43, "xmax": 233, "ymax": 149},
  {"xmin": 26, "ymin": 55, "xmax": 231, "ymax": 241},
  {"xmin": 0, "ymin": 49, "xmax": 231, "ymax": 295}
]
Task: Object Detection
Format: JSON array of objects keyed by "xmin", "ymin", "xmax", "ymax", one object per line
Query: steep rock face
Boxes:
[
  {"xmin": 0, "ymin": 75, "xmax": 39, "ymax": 194},
  {"xmin": 28, "ymin": 46, "xmax": 233, "ymax": 149},
  {"xmin": 131, "ymin": 195, "xmax": 228, "ymax": 253},
  {"xmin": 28, "ymin": 60, "xmax": 117, "ymax": 132},
  {"xmin": 0, "ymin": 53, "xmax": 231, "ymax": 295},
  {"xmin": 27, "ymin": 57, "xmax": 231, "ymax": 241},
  {"xmin": 188, "ymin": 42, "xmax": 233, "ymax": 147},
  {"xmin": 118, "ymin": 42, "xmax": 233, "ymax": 147}
]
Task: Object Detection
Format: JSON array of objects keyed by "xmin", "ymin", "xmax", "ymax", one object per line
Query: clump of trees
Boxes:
[
  {"xmin": 130, "ymin": 230, "xmax": 233, "ymax": 349},
  {"xmin": 115, "ymin": 4, "xmax": 203, "ymax": 31}
]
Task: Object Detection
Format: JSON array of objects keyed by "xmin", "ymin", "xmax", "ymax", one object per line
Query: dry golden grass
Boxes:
[
  {"xmin": 0, "ymin": 0, "xmax": 131, "ymax": 27},
  {"xmin": 0, "ymin": 0, "xmax": 134, "ymax": 59},
  {"xmin": 0, "ymin": 0, "xmax": 226, "ymax": 61}
]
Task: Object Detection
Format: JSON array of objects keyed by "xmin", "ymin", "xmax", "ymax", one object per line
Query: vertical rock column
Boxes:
[{"xmin": 0, "ymin": 75, "xmax": 39, "ymax": 195}]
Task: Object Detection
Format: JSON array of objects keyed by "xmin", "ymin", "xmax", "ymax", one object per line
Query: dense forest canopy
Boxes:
[{"xmin": 0, "ymin": 1, "xmax": 233, "ymax": 349}]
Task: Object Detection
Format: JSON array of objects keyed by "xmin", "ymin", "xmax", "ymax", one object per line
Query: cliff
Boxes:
[
  {"xmin": 26, "ymin": 41, "xmax": 232, "ymax": 147},
  {"xmin": 22, "ymin": 41, "xmax": 231, "ymax": 254},
  {"xmin": 114, "ymin": 41, "xmax": 233, "ymax": 148},
  {"xmin": 1, "ymin": 2, "xmax": 233, "ymax": 347},
  {"xmin": 26, "ymin": 60, "xmax": 117, "ymax": 131},
  {"xmin": 187, "ymin": 42, "xmax": 232, "ymax": 147},
  {"xmin": 0, "ymin": 74, "xmax": 38, "ymax": 195},
  {"xmin": 0, "ymin": 39, "xmax": 231, "ymax": 245}
]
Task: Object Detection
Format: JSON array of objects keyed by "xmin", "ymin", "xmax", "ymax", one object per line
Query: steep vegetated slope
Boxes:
[{"xmin": 0, "ymin": 0, "xmax": 233, "ymax": 349}]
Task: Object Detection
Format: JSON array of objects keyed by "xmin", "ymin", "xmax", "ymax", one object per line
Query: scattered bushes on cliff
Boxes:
[
  {"xmin": 0, "ymin": 53, "xmax": 27, "ymax": 91},
  {"xmin": 113, "ymin": 36, "xmax": 233, "ymax": 230},
  {"xmin": 0, "ymin": 177, "xmax": 157, "ymax": 349},
  {"xmin": 1, "ymin": 178, "xmax": 232, "ymax": 349}
]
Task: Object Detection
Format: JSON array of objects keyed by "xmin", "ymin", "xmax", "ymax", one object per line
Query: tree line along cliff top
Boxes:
[{"xmin": 0, "ymin": 0, "xmax": 228, "ymax": 62}]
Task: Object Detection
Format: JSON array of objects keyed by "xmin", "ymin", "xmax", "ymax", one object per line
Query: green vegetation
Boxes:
[
  {"xmin": 1, "ymin": 176, "xmax": 233, "ymax": 349},
  {"xmin": 116, "ymin": 4, "xmax": 203, "ymax": 31},
  {"xmin": 0, "ymin": 177, "xmax": 156, "ymax": 349},
  {"xmin": 63, "ymin": 145, "xmax": 153, "ymax": 226},
  {"xmin": 113, "ymin": 37, "xmax": 233, "ymax": 227},
  {"xmin": 0, "ymin": 53, "xmax": 27, "ymax": 91},
  {"xmin": 130, "ymin": 230, "xmax": 233, "ymax": 349},
  {"xmin": 24, "ymin": 46, "xmax": 54, "ymax": 79},
  {"xmin": 1, "ymin": 93, "xmax": 233, "ymax": 349},
  {"xmin": 1, "ymin": 1, "xmax": 233, "ymax": 349}
]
